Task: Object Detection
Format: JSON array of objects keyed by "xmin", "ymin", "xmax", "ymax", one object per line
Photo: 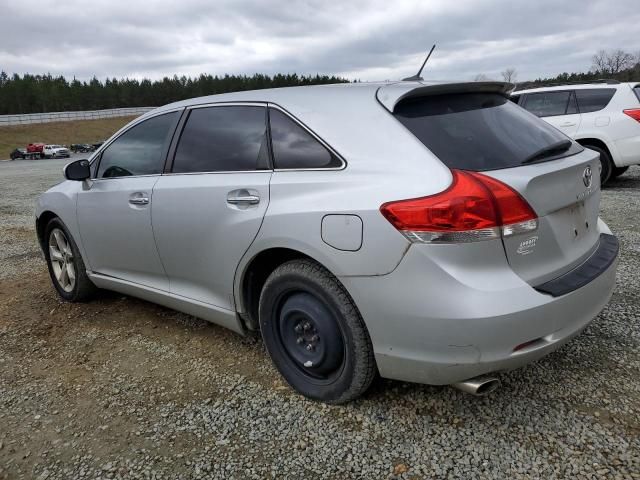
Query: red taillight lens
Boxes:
[
  {"xmin": 380, "ymin": 170, "xmax": 537, "ymax": 243},
  {"xmin": 623, "ymin": 108, "xmax": 640, "ymax": 122}
]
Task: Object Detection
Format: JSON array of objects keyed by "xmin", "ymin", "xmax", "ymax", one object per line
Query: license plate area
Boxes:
[{"xmin": 566, "ymin": 201, "xmax": 589, "ymax": 239}]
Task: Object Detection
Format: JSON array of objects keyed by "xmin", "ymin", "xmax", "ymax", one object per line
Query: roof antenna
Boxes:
[{"xmin": 402, "ymin": 44, "xmax": 436, "ymax": 81}]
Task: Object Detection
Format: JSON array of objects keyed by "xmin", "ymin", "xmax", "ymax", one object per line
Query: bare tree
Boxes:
[
  {"xmin": 473, "ymin": 73, "xmax": 490, "ymax": 81},
  {"xmin": 592, "ymin": 49, "xmax": 634, "ymax": 74},
  {"xmin": 501, "ymin": 68, "xmax": 517, "ymax": 83},
  {"xmin": 605, "ymin": 49, "xmax": 634, "ymax": 74},
  {"xmin": 592, "ymin": 50, "xmax": 608, "ymax": 73}
]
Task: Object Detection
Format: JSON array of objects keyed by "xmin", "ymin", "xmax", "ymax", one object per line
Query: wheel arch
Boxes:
[
  {"xmin": 36, "ymin": 210, "xmax": 59, "ymax": 251},
  {"xmin": 237, "ymin": 247, "xmax": 337, "ymax": 331},
  {"xmin": 575, "ymin": 137, "xmax": 615, "ymax": 164}
]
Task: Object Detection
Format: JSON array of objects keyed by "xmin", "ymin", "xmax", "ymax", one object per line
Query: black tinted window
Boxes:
[
  {"xmin": 173, "ymin": 106, "xmax": 269, "ymax": 173},
  {"xmin": 394, "ymin": 93, "xmax": 574, "ymax": 171},
  {"xmin": 269, "ymin": 109, "xmax": 341, "ymax": 169},
  {"xmin": 575, "ymin": 88, "xmax": 616, "ymax": 113},
  {"xmin": 634, "ymin": 85, "xmax": 640, "ymax": 102},
  {"xmin": 523, "ymin": 91, "xmax": 570, "ymax": 117},
  {"xmin": 97, "ymin": 112, "xmax": 177, "ymax": 178}
]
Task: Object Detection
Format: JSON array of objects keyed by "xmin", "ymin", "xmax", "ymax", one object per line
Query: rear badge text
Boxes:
[{"xmin": 517, "ymin": 236, "xmax": 538, "ymax": 255}]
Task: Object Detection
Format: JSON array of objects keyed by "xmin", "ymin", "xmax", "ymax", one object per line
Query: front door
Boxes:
[{"xmin": 77, "ymin": 111, "xmax": 180, "ymax": 290}]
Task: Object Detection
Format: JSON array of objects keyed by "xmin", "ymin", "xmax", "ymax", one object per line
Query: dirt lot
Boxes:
[
  {"xmin": 0, "ymin": 159, "xmax": 639, "ymax": 479},
  {"xmin": 0, "ymin": 117, "xmax": 137, "ymax": 160}
]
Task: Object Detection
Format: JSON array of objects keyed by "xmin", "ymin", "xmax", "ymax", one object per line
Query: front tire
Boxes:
[
  {"xmin": 259, "ymin": 259, "xmax": 376, "ymax": 404},
  {"xmin": 44, "ymin": 217, "xmax": 96, "ymax": 302}
]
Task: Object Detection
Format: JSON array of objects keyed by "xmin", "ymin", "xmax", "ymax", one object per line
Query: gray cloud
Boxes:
[{"xmin": 1, "ymin": 0, "xmax": 639, "ymax": 82}]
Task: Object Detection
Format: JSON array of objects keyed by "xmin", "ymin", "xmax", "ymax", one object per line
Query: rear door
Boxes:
[
  {"xmin": 522, "ymin": 90, "xmax": 582, "ymax": 136},
  {"xmin": 152, "ymin": 104, "xmax": 271, "ymax": 311},
  {"xmin": 391, "ymin": 90, "xmax": 601, "ymax": 285}
]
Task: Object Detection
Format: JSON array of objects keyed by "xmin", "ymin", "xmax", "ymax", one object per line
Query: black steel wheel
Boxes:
[{"xmin": 259, "ymin": 259, "xmax": 376, "ymax": 403}]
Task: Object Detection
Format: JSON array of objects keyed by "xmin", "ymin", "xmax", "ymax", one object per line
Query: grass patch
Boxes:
[{"xmin": 0, "ymin": 116, "xmax": 138, "ymax": 159}]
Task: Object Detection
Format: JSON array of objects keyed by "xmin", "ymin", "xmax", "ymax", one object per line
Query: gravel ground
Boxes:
[{"xmin": 0, "ymin": 159, "xmax": 639, "ymax": 479}]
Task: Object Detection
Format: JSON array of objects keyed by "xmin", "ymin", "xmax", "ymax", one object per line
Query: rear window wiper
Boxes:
[{"xmin": 522, "ymin": 139, "xmax": 573, "ymax": 165}]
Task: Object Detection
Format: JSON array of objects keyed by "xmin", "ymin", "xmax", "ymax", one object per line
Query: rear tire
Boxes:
[
  {"xmin": 585, "ymin": 145, "xmax": 613, "ymax": 185},
  {"xmin": 259, "ymin": 259, "xmax": 376, "ymax": 404},
  {"xmin": 611, "ymin": 166, "xmax": 629, "ymax": 179},
  {"xmin": 44, "ymin": 217, "xmax": 96, "ymax": 302}
]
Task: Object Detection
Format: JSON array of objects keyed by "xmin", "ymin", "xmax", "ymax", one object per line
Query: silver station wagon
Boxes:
[{"xmin": 36, "ymin": 81, "xmax": 619, "ymax": 403}]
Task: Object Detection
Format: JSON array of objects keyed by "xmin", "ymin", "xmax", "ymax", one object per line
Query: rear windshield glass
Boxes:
[
  {"xmin": 575, "ymin": 88, "xmax": 616, "ymax": 113},
  {"xmin": 393, "ymin": 93, "xmax": 576, "ymax": 171}
]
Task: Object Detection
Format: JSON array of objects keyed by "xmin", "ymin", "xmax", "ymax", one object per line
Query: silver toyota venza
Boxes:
[{"xmin": 36, "ymin": 81, "xmax": 619, "ymax": 403}]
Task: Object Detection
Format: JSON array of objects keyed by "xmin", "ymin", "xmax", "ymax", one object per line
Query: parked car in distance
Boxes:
[
  {"xmin": 27, "ymin": 143, "xmax": 46, "ymax": 158},
  {"xmin": 43, "ymin": 144, "xmax": 71, "ymax": 158},
  {"xmin": 91, "ymin": 141, "xmax": 104, "ymax": 151},
  {"xmin": 512, "ymin": 81, "xmax": 640, "ymax": 184},
  {"xmin": 36, "ymin": 81, "xmax": 619, "ymax": 403},
  {"xmin": 10, "ymin": 147, "xmax": 27, "ymax": 160},
  {"xmin": 71, "ymin": 144, "xmax": 95, "ymax": 153}
]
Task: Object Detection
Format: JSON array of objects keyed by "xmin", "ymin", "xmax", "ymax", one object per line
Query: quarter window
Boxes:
[
  {"xmin": 97, "ymin": 112, "xmax": 178, "ymax": 178},
  {"xmin": 523, "ymin": 91, "xmax": 571, "ymax": 117},
  {"xmin": 575, "ymin": 88, "xmax": 616, "ymax": 113},
  {"xmin": 269, "ymin": 109, "xmax": 341, "ymax": 169},
  {"xmin": 172, "ymin": 106, "xmax": 269, "ymax": 173}
]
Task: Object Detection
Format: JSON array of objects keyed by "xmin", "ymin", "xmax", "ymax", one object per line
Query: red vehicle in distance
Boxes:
[{"xmin": 26, "ymin": 143, "xmax": 46, "ymax": 159}]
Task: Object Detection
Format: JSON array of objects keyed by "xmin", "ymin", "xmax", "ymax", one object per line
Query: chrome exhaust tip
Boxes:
[{"xmin": 451, "ymin": 376, "xmax": 500, "ymax": 396}]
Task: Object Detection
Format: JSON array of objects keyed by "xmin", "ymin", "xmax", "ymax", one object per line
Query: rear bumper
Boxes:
[{"xmin": 340, "ymin": 228, "xmax": 618, "ymax": 385}]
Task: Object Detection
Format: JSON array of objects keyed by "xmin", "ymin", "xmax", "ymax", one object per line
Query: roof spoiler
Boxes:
[{"xmin": 376, "ymin": 81, "xmax": 515, "ymax": 112}]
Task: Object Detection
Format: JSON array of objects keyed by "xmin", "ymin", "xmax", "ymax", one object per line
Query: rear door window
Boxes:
[
  {"xmin": 172, "ymin": 106, "xmax": 269, "ymax": 173},
  {"xmin": 522, "ymin": 91, "xmax": 571, "ymax": 117},
  {"xmin": 269, "ymin": 108, "xmax": 342, "ymax": 169},
  {"xmin": 575, "ymin": 88, "xmax": 616, "ymax": 113},
  {"xmin": 634, "ymin": 85, "xmax": 640, "ymax": 102},
  {"xmin": 393, "ymin": 92, "xmax": 579, "ymax": 171}
]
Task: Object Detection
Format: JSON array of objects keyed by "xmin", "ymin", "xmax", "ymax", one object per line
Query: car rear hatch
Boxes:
[{"xmin": 378, "ymin": 81, "xmax": 605, "ymax": 286}]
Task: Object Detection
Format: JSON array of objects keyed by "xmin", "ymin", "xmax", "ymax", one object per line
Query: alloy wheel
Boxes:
[{"xmin": 48, "ymin": 228, "xmax": 76, "ymax": 292}]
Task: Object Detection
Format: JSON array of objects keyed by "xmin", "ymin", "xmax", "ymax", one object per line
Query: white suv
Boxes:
[{"xmin": 513, "ymin": 82, "xmax": 640, "ymax": 183}]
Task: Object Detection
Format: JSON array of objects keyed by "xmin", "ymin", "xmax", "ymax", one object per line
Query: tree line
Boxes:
[
  {"xmin": 477, "ymin": 49, "xmax": 640, "ymax": 89},
  {"xmin": 0, "ymin": 73, "xmax": 349, "ymax": 115},
  {"xmin": 2, "ymin": 49, "xmax": 639, "ymax": 115}
]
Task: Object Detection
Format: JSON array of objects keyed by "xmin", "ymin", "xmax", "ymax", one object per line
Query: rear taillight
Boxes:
[
  {"xmin": 380, "ymin": 170, "xmax": 538, "ymax": 243},
  {"xmin": 623, "ymin": 108, "xmax": 640, "ymax": 122}
]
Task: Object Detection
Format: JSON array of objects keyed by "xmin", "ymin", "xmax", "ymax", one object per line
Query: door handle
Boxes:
[
  {"xmin": 129, "ymin": 196, "xmax": 149, "ymax": 205},
  {"xmin": 227, "ymin": 195, "xmax": 260, "ymax": 205},
  {"xmin": 560, "ymin": 122, "xmax": 576, "ymax": 127}
]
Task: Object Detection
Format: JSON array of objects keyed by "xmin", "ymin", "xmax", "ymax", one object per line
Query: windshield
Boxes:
[{"xmin": 393, "ymin": 93, "xmax": 581, "ymax": 171}]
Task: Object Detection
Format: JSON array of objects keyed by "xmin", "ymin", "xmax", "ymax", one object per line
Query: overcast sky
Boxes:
[{"xmin": 1, "ymin": 0, "xmax": 639, "ymax": 83}]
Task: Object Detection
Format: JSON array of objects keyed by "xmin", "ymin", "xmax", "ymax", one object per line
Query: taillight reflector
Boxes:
[
  {"xmin": 623, "ymin": 108, "xmax": 640, "ymax": 122},
  {"xmin": 380, "ymin": 170, "xmax": 538, "ymax": 243}
]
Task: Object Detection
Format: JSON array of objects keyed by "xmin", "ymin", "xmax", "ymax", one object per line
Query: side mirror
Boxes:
[{"xmin": 64, "ymin": 159, "xmax": 91, "ymax": 181}]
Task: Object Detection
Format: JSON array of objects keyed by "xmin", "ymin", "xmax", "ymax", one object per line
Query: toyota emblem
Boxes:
[{"xmin": 583, "ymin": 166, "xmax": 593, "ymax": 188}]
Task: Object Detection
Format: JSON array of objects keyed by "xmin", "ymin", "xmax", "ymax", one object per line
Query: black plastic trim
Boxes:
[{"xmin": 534, "ymin": 234, "xmax": 618, "ymax": 297}]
